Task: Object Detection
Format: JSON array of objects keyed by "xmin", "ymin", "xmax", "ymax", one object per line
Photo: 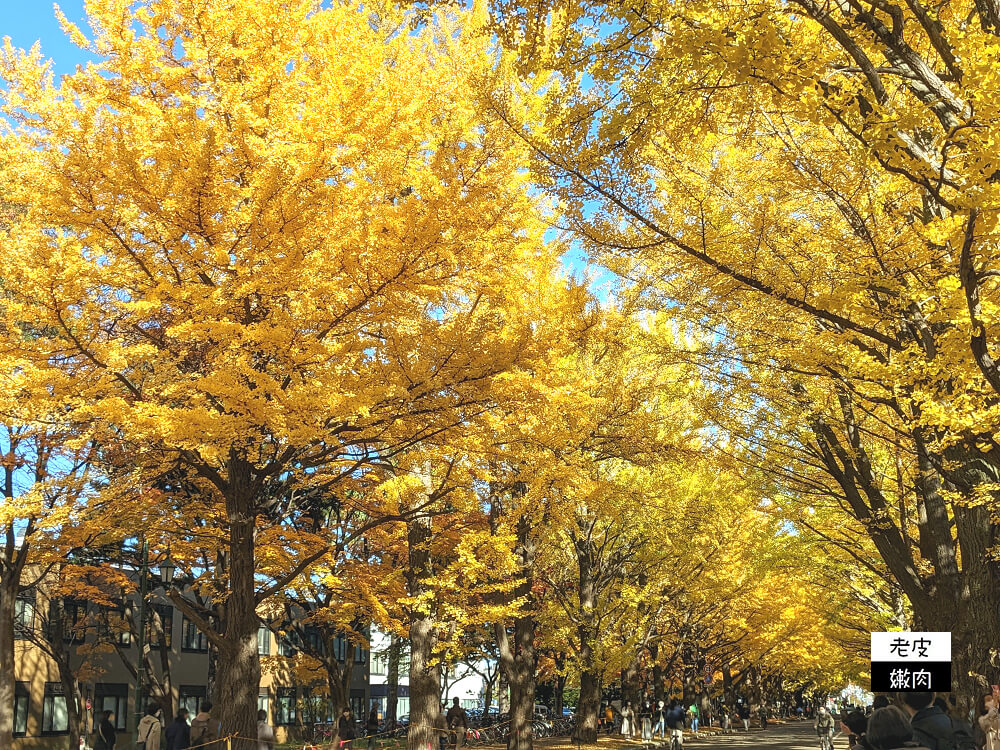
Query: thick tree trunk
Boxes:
[
  {"xmin": 387, "ymin": 636, "xmax": 400, "ymax": 726},
  {"xmin": 482, "ymin": 668, "xmax": 494, "ymax": 717},
  {"xmin": 217, "ymin": 480, "xmax": 261, "ymax": 750},
  {"xmin": 554, "ymin": 666, "xmax": 567, "ymax": 719},
  {"xmin": 407, "ymin": 501, "xmax": 441, "ymax": 750},
  {"xmin": 573, "ymin": 530, "xmax": 600, "ymax": 744},
  {"xmin": 327, "ymin": 660, "xmax": 355, "ymax": 746},
  {"xmin": 498, "ymin": 671, "xmax": 510, "ymax": 714},
  {"xmin": 408, "ymin": 614, "xmax": 441, "ymax": 750},
  {"xmin": 621, "ymin": 659, "xmax": 640, "ymax": 710},
  {"xmin": 504, "ymin": 616, "xmax": 536, "ymax": 750},
  {"xmin": 574, "ymin": 670, "xmax": 601, "ymax": 743},
  {"xmin": 651, "ymin": 648, "xmax": 664, "ymax": 705},
  {"xmin": 496, "ymin": 517, "xmax": 537, "ymax": 750},
  {"xmin": 0, "ymin": 577, "xmax": 17, "ymax": 748},
  {"xmin": 57, "ymin": 655, "xmax": 84, "ymax": 750},
  {"xmin": 207, "ymin": 640, "xmax": 219, "ymax": 700}
]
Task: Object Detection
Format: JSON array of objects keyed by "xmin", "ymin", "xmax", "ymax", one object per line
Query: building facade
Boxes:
[{"xmin": 7, "ymin": 583, "xmax": 369, "ymax": 748}]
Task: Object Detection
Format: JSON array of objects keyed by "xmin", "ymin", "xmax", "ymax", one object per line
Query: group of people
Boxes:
[
  {"xmin": 434, "ymin": 696, "xmax": 470, "ymax": 750},
  {"xmin": 817, "ymin": 692, "xmax": 1000, "ymax": 750},
  {"xmin": 602, "ymin": 700, "xmax": 707, "ymax": 742},
  {"xmin": 92, "ymin": 700, "xmax": 277, "ymax": 750}
]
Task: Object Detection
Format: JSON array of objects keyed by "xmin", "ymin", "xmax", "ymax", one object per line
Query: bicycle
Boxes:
[{"xmin": 819, "ymin": 732, "xmax": 835, "ymax": 750}]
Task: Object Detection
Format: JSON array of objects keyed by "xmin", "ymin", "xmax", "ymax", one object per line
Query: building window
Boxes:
[
  {"xmin": 280, "ymin": 632, "xmax": 299, "ymax": 658},
  {"xmin": 257, "ymin": 626, "xmax": 271, "ymax": 656},
  {"xmin": 14, "ymin": 682, "xmax": 28, "ymax": 737},
  {"xmin": 179, "ymin": 685, "xmax": 207, "ymax": 718},
  {"xmin": 42, "ymin": 682, "xmax": 69, "ymax": 734},
  {"xmin": 304, "ymin": 626, "xmax": 326, "ymax": 656},
  {"xmin": 332, "ymin": 636, "xmax": 347, "ymax": 662},
  {"xmin": 48, "ymin": 599, "xmax": 87, "ymax": 643},
  {"xmin": 354, "ymin": 644, "xmax": 367, "ymax": 664},
  {"xmin": 14, "ymin": 592, "xmax": 35, "ymax": 640},
  {"xmin": 97, "ymin": 602, "xmax": 131, "ymax": 646},
  {"xmin": 95, "ymin": 683, "xmax": 129, "ymax": 730},
  {"xmin": 276, "ymin": 687, "xmax": 296, "ymax": 726},
  {"xmin": 371, "ymin": 652, "xmax": 387, "ymax": 676},
  {"xmin": 258, "ymin": 690, "xmax": 270, "ymax": 719},
  {"xmin": 181, "ymin": 616, "xmax": 208, "ymax": 652},
  {"xmin": 146, "ymin": 603, "xmax": 173, "ymax": 648},
  {"xmin": 350, "ymin": 690, "xmax": 366, "ymax": 719}
]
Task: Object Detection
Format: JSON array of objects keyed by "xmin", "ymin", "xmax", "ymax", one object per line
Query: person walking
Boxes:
[
  {"xmin": 605, "ymin": 704, "xmax": 616, "ymax": 735},
  {"xmin": 667, "ymin": 702, "xmax": 686, "ymax": 749},
  {"xmin": 190, "ymin": 702, "xmax": 221, "ymax": 750},
  {"xmin": 165, "ymin": 709, "xmax": 191, "ymax": 750},
  {"xmin": 447, "ymin": 698, "xmax": 469, "ymax": 750},
  {"xmin": 137, "ymin": 703, "xmax": 164, "ymax": 750},
  {"xmin": 738, "ymin": 704, "xmax": 750, "ymax": 732},
  {"xmin": 94, "ymin": 710, "xmax": 117, "ymax": 750},
  {"xmin": 721, "ymin": 707, "xmax": 730, "ymax": 734},
  {"xmin": 689, "ymin": 704, "xmax": 700, "ymax": 735},
  {"xmin": 759, "ymin": 705, "xmax": 768, "ymax": 730},
  {"xmin": 257, "ymin": 709, "xmax": 276, "ymax": 750},
  {"xmin": 654, "ymin": 701, "xmax": 667, "ymax": 740},
  {"xmin": 367, "ymin": 705, "xmax": 381, "ymax": 750},
  {"xmin": 621, "ymin": 702, "xmax": 636, "ymax": 739}
]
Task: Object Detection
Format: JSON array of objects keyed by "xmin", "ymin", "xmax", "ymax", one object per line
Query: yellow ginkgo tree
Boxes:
[{"xmin": 0, "ymin": 0, "xmax": 576, "ymax": 739}]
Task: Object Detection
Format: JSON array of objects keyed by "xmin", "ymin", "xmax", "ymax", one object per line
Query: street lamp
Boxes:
[
  {"xmin": 159, "ymin": 554, "xmax": 175, "ymax": 586},
  {"xmin": 132, "ymin": 543, "xmax": 176, "ymax": 743}
]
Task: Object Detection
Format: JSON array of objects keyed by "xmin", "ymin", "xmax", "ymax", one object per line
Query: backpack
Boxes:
[
  {"xmin": 917, "ymin": 718, "xmax": 979, "ymax": 750},
  {"xmin": 190, "ymin": 716, "xmax": 219, "ymax": 748}
]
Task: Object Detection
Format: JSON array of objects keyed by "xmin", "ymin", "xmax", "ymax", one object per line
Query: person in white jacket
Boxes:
[
  {"xmin": 257, "ymin": 709, "xmax": 276, "ymax": 750},
  {"xmin": 978, "ymin": 694, "xmax": 1000, "ymax": 750},
  {"xmin": 137, "ymin": 704, "xmax": 163, "ymax": 750}
]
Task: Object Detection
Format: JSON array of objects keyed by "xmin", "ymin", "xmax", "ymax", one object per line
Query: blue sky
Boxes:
[{"xmin": 1, "ymin": 1, "xmax": 91, "ymax": 75}]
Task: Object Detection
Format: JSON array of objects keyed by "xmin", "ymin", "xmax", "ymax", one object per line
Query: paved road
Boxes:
[{"xmin": 682, "ymin": 722, "xmax": 847, "ymax": 750}]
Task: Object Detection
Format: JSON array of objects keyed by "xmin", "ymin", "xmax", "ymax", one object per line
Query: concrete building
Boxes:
[
  {"xmin": 368, "ymin": 629, "xmax": 493, "ymax": 721},
  {"xmin": 5, "ymin": 580, "xmax": 369, "ymax": 748}
]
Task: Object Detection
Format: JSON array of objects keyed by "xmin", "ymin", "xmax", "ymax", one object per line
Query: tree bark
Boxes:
[
  {"xmin": 496, "ymin": 516, "xmax": 537, "ymax": 750},
  {"xmin": 573, "ymin": 529, "xmax": 600, "ymax": 744},
  {"xmin": 498, "ymin": 671, "xmax": 510, "ymax": 714},
  {"xmin": 574, "ymin": 670, "xmax": 601, "ymax": 743},
  {"xmin": 326, "ymin": 658, "xmax": 355, "ymax": 746},
  {"xmin": 215, "ymin": 476, "xmax": 261, "ymax": 750},
  {"xmin": 407, "ymin": 503, "xmax": 441, "ymax": 750},
  {"xmin": 387, "ymin": 635, "xmax": 400, "ymax": 726},
  {"xmin": 0, "ymin": 577, "xmax": 18, "ymax": 748},
  {"xmin": 57, "ymin": 650, "xmax": 84, "ymax": 750},
  {"xmin": 553, "ymin": 655, "xmax": 566, "ymax": 719},
  {"xmin": 482, "ymin": 665, "xmax": 495, "ymax": 717},
  {"xmin": 500, "ymin": 616, "xmax": 536, "ymax": 750},
  {"xmin": 621, "ymin": 659, "xmax": 640, "ymax": 711}
]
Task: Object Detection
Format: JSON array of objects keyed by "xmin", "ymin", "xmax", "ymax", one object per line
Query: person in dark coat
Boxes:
[
  {"xmin": 94, "ymin": 710, "xmax": 117, "ymax": 750},
  {"xmin": 903, "ymin": 693, "xmax": 962, "ymax": 750},
  {"xmin": 367, "ymin": 706, "xmax": 380, "ymax": 750},
  {"xmin": 339, "ymin": 708, "xmax": 357, "ymax": 748},
  {"xmin": 867, "ymin": 706, "xmax": 932, "ymax": 750},
  {"xmin": 165, "ymin": 709, "xmax": 190, "ymax": 750}
]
